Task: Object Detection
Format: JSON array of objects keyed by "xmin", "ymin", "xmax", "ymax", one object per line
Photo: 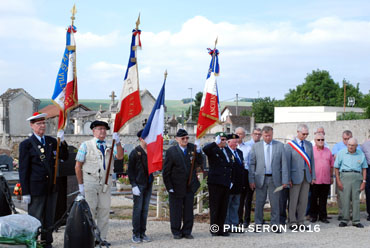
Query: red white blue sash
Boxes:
[{"xmin": 288, "ymin": 140, "xmax": 311, "ymax": 173}]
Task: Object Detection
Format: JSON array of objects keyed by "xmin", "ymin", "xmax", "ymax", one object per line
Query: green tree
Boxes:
[
  {"xmin": 186, "ymin": 91, "xmax": 203, "ymax": 121},
  {"xmin": 363, "ymin": 91, "xmax": 370, "ymax": 118},
  {"xmin": 251, "ymin": 97, "xmax": 276, "ymax": 123},
  {"xmin": 283, "ymin": 69, "xmax": 340, "ymax": 106},
  {"xmin": 336, "ymin": 79, "xmax": 365, "ymax": 107}
]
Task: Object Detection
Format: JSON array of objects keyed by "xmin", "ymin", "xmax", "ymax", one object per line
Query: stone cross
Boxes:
[{"xmin": 109, "ymin": 91, "xmax": 116, "ymax": 105}]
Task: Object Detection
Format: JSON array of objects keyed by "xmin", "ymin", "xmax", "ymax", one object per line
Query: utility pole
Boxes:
[
  {"xmin": 236, "ymin": 93, "xmax": 239, "ymax": 116},
  {"xmin": 189, "ymin": 88, "xmax": 193, "ymax": 120},
  {"xmin": 343, "ymin": 82, "xmax": 346, "ymax": 113}
]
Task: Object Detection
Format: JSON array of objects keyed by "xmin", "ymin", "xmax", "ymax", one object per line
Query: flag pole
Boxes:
[
  {"xmin": 53, "ymin": 4, "xmax": 77, "ymax": 186},
  {"xmin": 103, "ymin": 14, "xmax": 141, "ymax": 193},
  {"xmin": 188, "ymin": 37, "xmax": 218, "ymax": 186}
]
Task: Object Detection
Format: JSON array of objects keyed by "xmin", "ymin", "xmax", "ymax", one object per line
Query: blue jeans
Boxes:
[
  {"xmin": 225, "ymin": 194, "xmax": 240, "ymax": 226},
  {"xmin": 132, "ymin": 184, "xmax": 153, "ymax": 236}
]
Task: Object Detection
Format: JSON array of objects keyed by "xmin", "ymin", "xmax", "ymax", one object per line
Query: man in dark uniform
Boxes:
[
  {"xmin": 19, "ymin": 112, "xmax": 68, "ymax": 248},
  {"xmin": 127, "ymin": 129, "xmax": 154, "ymax": 243},
  {"xmin": 203, "ymin": 132, "xmax": 232, "ymax": 236},
  {"xmin": 162, "ymin": 129, "xmax": 204, "ymax": 239},
  {"xmin": 224, "ymin": 133, "xmax": 244, "ymax": 231}
]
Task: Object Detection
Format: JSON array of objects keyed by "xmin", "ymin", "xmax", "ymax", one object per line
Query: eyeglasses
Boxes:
[
  {"xmin": 34, "ymin": 122, "xmax": 46, "ymax": 126},
  {"xmin": 253, "ymin": 133, "xmax": 262, "ymax": 136},
  {"xmin": 316, "ymin": 139, "xmax": 325, "ymax": 141},
  {"xmin": 300, "ymin": 132, "xmax": 309, "ymax": 136},
  {"xmin": 221, "ymin": 138, "xmax": 227, "ymax": 141},
  {"xmin": 181, "ymin": 137, "xmax": 189, "ymax": 141}
]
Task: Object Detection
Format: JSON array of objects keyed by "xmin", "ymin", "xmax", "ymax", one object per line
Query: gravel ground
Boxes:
[
  {"xmin": 49, "ymin": 196, "xmax": 370, "ymax": 248},
  {"xmin": 51, "ymin": 215, "xmax": 370, "ymax": 248}
]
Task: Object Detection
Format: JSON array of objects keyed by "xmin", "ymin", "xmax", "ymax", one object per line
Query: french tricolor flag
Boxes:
[
  {"xmin": 114, "ymin": 28, "xmax": 143, "ymax": 133},
  {"xmin": 52, "ymin": 25, "xmax": 78, "ymax": 130},
  {"xmin": 141, "ymin": 78, "xmax": 166, "ymax": 175}
]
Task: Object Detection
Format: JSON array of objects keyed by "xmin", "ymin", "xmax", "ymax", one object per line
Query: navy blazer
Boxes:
[
  {"xmin": 225, "ymin": 147, "xmax": 245, "ymax": 194},
  {"xmin": 19, "ymin": 134, "xmax": 68, "ymax": 196},
  {"xmin": 203, "ymin": 142, "xmax": 232, "ymax": 188},
  {"xmin": 162, "ymin": 143, "xmax": 204, "ymax": 198}
]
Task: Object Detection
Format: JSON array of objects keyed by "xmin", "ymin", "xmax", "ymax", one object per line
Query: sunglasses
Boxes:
[
  {"xmin": 300, "ymin": 133, "xmax": 309, "ymax": 136},
  {"xmin": 181, "ymin": 137, "xmax": 189, "ymax": 141},
  {"xmin": 221, "ymin": 138, "xmax": 227, "ymax": 141},
  {"xmin": 316, "ymin": 139, "xmax": 325, "ymax": 141}
]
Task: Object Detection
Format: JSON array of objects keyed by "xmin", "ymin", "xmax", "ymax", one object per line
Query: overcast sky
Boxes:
[{"xmin": 1, "ymin": 0, "xmax": 370, "ymax": 101}]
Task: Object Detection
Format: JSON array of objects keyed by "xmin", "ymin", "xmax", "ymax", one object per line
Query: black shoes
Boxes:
[
  {"xmin": 183, "ymin": 234, "xmax": 194, "ymax": 239},
  {"xmin": 310, "ymin": 217, "xmax": 317, "ymax": 223},
  {"xmin": 367, "ymin": 215, "xmax": 370, "ymax": 221},
  {"xmin": 353, "ymin": 223, "xmax": 364, "ymax": 228},
  {"xmin": 320, "ymin": 219, "xmax": 330, "ymax": 224},
  {"xmin": 339, "ymin": 222, "xmax": 347, "ymax": 227},
  {"xmin": 173, "ymin": 234, "xmax": 182, "ymax": 239}
]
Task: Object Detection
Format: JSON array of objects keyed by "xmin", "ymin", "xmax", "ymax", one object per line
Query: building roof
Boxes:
[
  {"xmin": 221, "ymin": 105, "xmax": 252, "ymax": 116},
  {"xmin": 226, "ymin": 115, "xmax": 251, "ymax": 126},
  {"xmin": 39, "ymin": 104, "xmax": 91, "ymax": 119},
  {"xmin": 0, "ymin": 88, "xmax": 37, "ymax": 102}
]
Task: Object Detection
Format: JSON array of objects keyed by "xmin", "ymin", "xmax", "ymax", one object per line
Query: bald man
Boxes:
[{"xmin": 334, "ymin": 138, "xmax": 367, "ymax": 228}]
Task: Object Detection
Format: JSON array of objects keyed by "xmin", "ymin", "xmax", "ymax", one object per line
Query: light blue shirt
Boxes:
[
  {"xmin": 33, "ymin": 133, "xmax": 45, "ymax": 144},
  {"xmin": 332, "ymin": 141, "xmax": 362, "ymax": 156},
  {"xmin": 334, "ymin": 149, "xmax": 368, "ymax": 172},
  {"xmin": 263, "ymin": 141, "xmax": 273, "ymax": 174},
  {"xmin": 76, "ymin": 137, "xmax": 117, "ymax": 162},
  {"xmin": 238, "ymin": 142, "xmax": 251, "ymax": 170}
]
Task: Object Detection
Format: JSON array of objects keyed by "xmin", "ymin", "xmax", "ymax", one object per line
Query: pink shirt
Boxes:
[{"xmin": 313, "ymin": 146, "xmax": 334, "ymax": 184}]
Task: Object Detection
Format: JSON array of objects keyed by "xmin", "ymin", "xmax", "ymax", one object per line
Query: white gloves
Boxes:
[
  {"xmin": 169, "ymin": 189, "xmax": 174, "ymax": 193},
  {"xmin": 78, "ymin": 184, "xmax": 85, "ymax": 196},
  {"xmin": 23, "ymin": 195, "xmax": 31, "ymax": 205},
  {"xmin": 132, "ymin": 186, "xmax": 141, "ymax": 196},
  {"xmin": 195, "ymin": 139, "xmax": 201, "ymax": 153},
  {"xmin": 112, "ymin": 132, "xmax": 120, "ymax": 143},
  {"xmin": 57, "ymin": 130, "xmax": 65, "ymax": 142},
  {"xmin": 215, "ymin": 135, "xmax": 221, "ymax": 145}
]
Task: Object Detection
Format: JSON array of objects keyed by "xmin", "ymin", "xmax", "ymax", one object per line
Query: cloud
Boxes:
[
  {"xmin": 88, "ymin": 61, "xmax": 125, "ymax": 80},
  {"xmin": 1, "ymin": 8, "xmax": 370, "ymax": 100}
]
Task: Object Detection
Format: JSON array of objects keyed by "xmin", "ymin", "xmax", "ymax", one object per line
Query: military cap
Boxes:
[
  {"xmin": 227, "ymin": 133, "xmax": 239, "ymax": 140},
  {"xmin": 27, "ymin": 112, "xmax": 47, "ymax": 123},
  {"xmin": 90, "ymin": 120, "xmax": 110, "ymax": 130},
  {"xmin": 215, "ymin": 132, "xmax": 227, "ymax": 138},
  {"xmin": 176, "ymin": 129, "xmax": 188, "ymax": 137}
]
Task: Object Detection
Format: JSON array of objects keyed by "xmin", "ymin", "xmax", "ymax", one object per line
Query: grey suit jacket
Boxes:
[
  {"xmin": 249, "ymin": 140, "xmax": 288, "ymax": 189},
  {"xmin": 285, "ymin": 139, "xmax": 316, "ymax": 184}
]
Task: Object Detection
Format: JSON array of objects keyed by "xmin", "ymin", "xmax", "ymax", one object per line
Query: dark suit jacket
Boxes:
[
  {"xmin": 162, "ymin": 143, "xmax": 204, "ymax": 198},
  {"xmin": 225, "ymin": 147, "xmax": 244, "ymax": 194},
  {"xmin": 127, "ymin": 145, "xmax": 152, "ymax": 188},
  {"xmin": 19, "ymin": 134, "xmax": 68, "ymax": 196},
  {"xmin": 203, "ymin": 142, "xmax": 232, "ymax": 188}
]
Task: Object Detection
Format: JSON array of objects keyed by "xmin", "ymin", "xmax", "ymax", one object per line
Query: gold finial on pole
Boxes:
[
  {"xmin": 164, "ymin": 69, "xmax": 168, "ymax": 80},
  {"xmin": 71, "ymin": 4, "xmax": 77, "ymax": 25},
  {"xmin": 136, "ymin": 13, "xmax": 141, "ymax": 30}
]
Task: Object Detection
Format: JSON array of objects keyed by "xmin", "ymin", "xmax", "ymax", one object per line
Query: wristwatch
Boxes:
[{"xmin": 363, "ymin": 180, "xmax": 367, "ymax": 183}]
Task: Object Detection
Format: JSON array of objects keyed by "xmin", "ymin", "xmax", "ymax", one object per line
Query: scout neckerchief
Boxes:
[{"xmin": 287, "ymin": 140, "xmax": 311, "ymax": 173}]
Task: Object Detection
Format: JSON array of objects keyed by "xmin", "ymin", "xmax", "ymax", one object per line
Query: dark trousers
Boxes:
[
  {"xmin": 169, "ymin": 191, "xmax": 195, "ymax": 236},
  {"xmin": 238, "ymin": 170, "xmax": 254, "ymax": 225},
  {"xmin": 279, "ymin": 187, "xmax": 289, "ymax": 225},
  {"xmin": 310, "ymin": 184, "xmax": 330, "ymax": 220},
  {"xmin": 132, "ymin": 184, "xmax": 153, "ymax": 236},
  {"xmin": 28, "ymin": 192, "xmax": 58, "ymax": 246},
  {"xmin": 208, "ymin": 183, "xmax": 229, "ymax": 234}
]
